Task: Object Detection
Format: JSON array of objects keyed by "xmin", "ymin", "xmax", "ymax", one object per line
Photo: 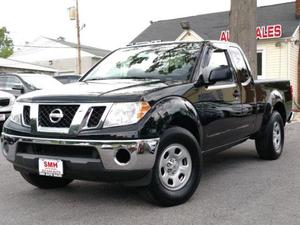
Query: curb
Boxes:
[{"xmin": 290, "ymin": 112, "xmax": 300, "ymax": 123}]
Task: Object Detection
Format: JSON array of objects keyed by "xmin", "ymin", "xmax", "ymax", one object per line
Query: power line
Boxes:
[
  {"xmin": 14, "ymin": 45, "xmax": 73, "ymax": 49},
  {"xmin": 14, "ymin": 45, "xmax": 101, "ymax": 52}
]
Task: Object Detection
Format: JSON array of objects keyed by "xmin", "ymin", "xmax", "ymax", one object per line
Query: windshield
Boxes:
[
  {"xmin": 83, "ymin": 43, "xmax": 202, "ymax": 81},
  {"xmin": 22, "ymin": 75, "xmax": 63, "ymax": 89}
]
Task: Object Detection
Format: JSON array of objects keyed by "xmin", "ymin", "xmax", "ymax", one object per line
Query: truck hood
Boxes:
[{"xmin": 17, "ymin": 79, "xmax": 188, "ymax": 103}]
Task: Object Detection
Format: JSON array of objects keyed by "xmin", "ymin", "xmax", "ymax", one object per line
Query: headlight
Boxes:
[
  {"xmin": 103, "ymin": 102, "xmax": 151, "ymax": 128},
  {"xmin": 9, "ymin": 102, "xmax": 23, "ymax": 125}
]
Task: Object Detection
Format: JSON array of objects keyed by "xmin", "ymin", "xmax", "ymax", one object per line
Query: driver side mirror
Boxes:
[
  {"xmin": 12, "ymin": 84, "xmax": 24, "ymax": 93},
  {"xmin": 208, "ymin": 66, "xmax": 232, "ymax": 84}
]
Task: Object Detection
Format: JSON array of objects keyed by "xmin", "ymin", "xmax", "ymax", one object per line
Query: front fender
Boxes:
[{"xmin": 138, "ymin": 96, "xmax": 203, "ymax": 147}]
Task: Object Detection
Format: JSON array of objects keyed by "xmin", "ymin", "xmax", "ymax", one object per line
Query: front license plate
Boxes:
[
  {"xmin": 39, "ymin": 158, "xmax": 63, "ymax": 177},
  {"xmin": 0, "ymin": 114, "xmax": 5, "ymax": 121}
]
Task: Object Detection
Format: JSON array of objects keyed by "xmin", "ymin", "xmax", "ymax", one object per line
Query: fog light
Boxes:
[{"xmin": 115, "ymin": 148, "xmax": 131, "ymax": 165}]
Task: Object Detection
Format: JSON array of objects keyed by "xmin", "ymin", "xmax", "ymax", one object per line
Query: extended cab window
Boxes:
[{"xmin": 230, "ymin": 47, "xmax": 250, "ymax": 82}]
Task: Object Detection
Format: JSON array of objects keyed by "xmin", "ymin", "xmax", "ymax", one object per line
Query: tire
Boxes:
[
  {"xmin": 146, "ymin": 126, "xmax": 202, "ymax": 206},
  {"xmin": 255, "ymin": 111, "xmax": 284, "ymax": 160},
  {"xmin": 20, "ymin": 172, "xmax": 73, "ymax": 189}
]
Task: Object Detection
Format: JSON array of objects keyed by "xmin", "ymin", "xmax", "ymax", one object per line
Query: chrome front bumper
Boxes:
[{"xmin": 1, "ymin": 133, "xmax": 160, "ymax": 171}]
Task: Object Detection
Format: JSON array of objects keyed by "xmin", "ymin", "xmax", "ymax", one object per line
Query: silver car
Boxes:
[{"xmin": 0, "ymin": 91, "xmax": 15, "ymax": 131}]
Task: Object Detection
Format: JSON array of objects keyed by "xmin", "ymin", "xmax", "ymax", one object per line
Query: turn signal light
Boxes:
[{"xmin": 137, "ymin": 102, "xmax": 151, "ymax": 119}]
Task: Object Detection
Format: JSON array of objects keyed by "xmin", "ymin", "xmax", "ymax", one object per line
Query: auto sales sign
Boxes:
[{"xmin": 219, "ymin": 24, "xmax": 282, "ymax": 41}]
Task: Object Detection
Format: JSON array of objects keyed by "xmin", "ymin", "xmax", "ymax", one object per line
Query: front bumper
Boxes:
[{"xmin": 1, "ymin": 132, "xmax": 159, "ymax": 182}]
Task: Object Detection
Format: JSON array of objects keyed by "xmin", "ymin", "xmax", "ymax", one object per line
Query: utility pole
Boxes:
[
  {"xmin": 75, "ymin": 0, "xmax": 81, "ymax": 75},
  {"xmin": 230, "ymin": 0, "xmax": 257, "ymax": 79},
  {"xmin": 68, "ymin": 0, "xmax": 82, "ymax": 74}
]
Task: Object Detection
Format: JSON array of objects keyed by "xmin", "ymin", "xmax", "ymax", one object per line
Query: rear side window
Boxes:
[{"xmin": 230, "ymin": 47, "xmax": 250, "ymax": 82}]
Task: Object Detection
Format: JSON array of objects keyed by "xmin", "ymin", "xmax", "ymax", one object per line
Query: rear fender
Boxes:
[{"xmin": 261, "ymin": 89, "xmax": 285, "ymax": 130}]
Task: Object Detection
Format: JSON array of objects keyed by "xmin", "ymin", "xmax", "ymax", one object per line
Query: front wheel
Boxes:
[
  {"xmin": 20, "ymin": 172, "xmax": 73, "ymax": 189},
  {"xmin": 146, "ymin": 127, "xmax": 202, "ymax": 206},
  {"xmin": 255, "ymin": 111, "xmax": 284, "ymax": 160}
]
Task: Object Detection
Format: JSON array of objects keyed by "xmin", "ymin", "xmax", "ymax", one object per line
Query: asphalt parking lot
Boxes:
[{"xmin": 0, "ymin": 122, "xmax": 300, "ymax": 225}]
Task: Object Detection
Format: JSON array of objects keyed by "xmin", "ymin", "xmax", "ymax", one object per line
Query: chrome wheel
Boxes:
[
  {"xmin": 158, "ymin": 144, "xmax": 192, "ymax": 191},
  {"xmin": 273, "ymin": 121, "xmax": 281, "ymax": 152}
]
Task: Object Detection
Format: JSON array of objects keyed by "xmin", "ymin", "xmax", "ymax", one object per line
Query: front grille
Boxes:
[
  {"xmin": 17, "ymin": 143, "xmax": 100, "ymax": 159},
  {"xmin": 38, "ymin": 105, "xmax": 79, "ymax": 128},
  {"xmin": 23, "ymin": 106, "xmax": 30, "ymax": 125},
  {"xmin": 87, "ymin": 107, "xmax": 106, "ymax": 127},
  {"xmin": 0, "ymin": 99, "xmax": 9, "ymax": 107}
]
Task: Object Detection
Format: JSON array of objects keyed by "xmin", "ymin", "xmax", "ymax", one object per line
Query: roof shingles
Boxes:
[{"xmin": 132, "ymin": 2, "xmax": 300, "ymax": 43}]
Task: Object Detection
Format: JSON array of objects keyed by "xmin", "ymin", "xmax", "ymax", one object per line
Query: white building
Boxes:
[
  {"xmin": 0, "ymin": 57, "xmax": 57, "ymax": 75},
  {"xmin": 132, "ymin": 1, "xmax": 300, "ymax": 107},
  {"xmin": 10, "ymin": 37, "xmax": 110, "ymax": 75}
]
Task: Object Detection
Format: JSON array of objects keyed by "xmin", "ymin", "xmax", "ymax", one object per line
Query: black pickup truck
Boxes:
[{"xmin": 1, "ymin": 41, "xmax": 292, "ymax": 206}]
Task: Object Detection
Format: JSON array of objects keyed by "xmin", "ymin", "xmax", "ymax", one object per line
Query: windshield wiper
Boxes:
[
  {"xmin": 84, "ymin": 76, "xmax": 160, "ymax": 81},
  {"xmin": 83, "ymin": 78, "xmax": 110, "ymax": 82},
  {"xmin": 117, "ymin": 76, "xmax": 158, "ymax": 80}
]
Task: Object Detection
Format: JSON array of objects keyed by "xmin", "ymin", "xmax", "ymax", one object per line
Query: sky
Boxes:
[{"xmin": 0, "ymin": 0, "xmax": 295, "ymax": 51}]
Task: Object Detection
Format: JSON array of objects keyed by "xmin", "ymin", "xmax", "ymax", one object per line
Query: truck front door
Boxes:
[{"xmin": 190, "ymin": 48, "xmax": 245, "ymax": 151}]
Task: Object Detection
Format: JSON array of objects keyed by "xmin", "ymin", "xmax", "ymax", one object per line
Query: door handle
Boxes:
[{"xmin": 233, "ymin": 90, "xmax": 240, "ymax": 98}]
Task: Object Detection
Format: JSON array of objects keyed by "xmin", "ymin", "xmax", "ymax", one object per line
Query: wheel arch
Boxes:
[
  {"xmin": 168, "ymin": 115, "xmax": 200, "ymax": 143},
  {"xmin": 140, "ymin": 96, "xmax": 203, "ymax": 148},
  {"xmin": 261, "ymin": 90, "xmax": 287, "ymax": 130},
  {"xmin": 272, "ymin": 101, "xmax": 286, "ymax": 125}
]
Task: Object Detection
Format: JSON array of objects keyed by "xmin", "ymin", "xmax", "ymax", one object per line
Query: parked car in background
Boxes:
[
  {"xmin": 0, "ymin": 73, "xmax": 63, "ymax": 97},
  {"xmin": 54, "ymin": 75, "xmax": 81, "ymax": 84},
  {"xmin": 0, "ymin": 91, "xmax": 15, "ymax": 131}
]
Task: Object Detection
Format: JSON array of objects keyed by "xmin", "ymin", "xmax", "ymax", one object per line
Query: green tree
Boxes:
[{"xmin": 0, "ymin": 27, "xmax": 13, "ymax": 58}]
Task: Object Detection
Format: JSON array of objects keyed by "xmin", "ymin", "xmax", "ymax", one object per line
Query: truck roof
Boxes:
[{"xmin": 126, "ymin": 40, "xmax": 240, "ymax": 50}]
